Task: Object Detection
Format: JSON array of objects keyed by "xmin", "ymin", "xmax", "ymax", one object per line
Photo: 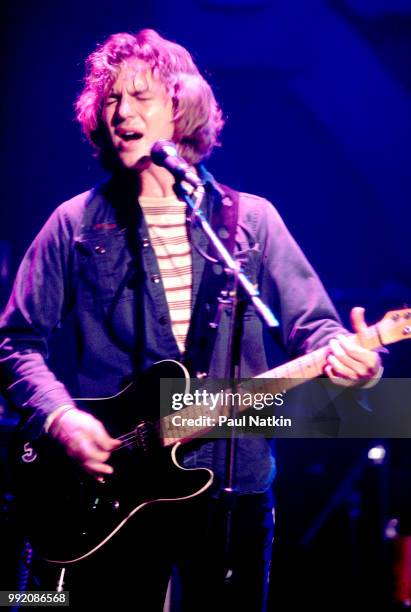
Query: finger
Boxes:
[
  {"xmin": 337, "ymin": 335, "xmax": 379, "ymax": 371},
  {"xmin": 328, "ymin": 339, "xmax": 368, "ymax": 376},
  {"xmin": 82, "ymin": 442, "xmax": 112, "ymax": 463},
  {"xmin": 67, "ymin": 437, "xmax": 111, "ymax": 463},
  {"xmin": 107, "ymin": 436, "xmax": 122, "ymax": 449},
  {"xmin": 90, "ymin": 448, "xmax": 111, "ymax": 462},
  {"xmin": 94, "ymin": 423, "xmax": 121, "ymax": 451},
  {"xmin": 324, "ymin": 365, "xmax": 355, "ymax": 387},
  {"xmin": 83, "ymin": 460, "xmax": 114, "ymax": 476},
  {"xmin": 327, "ymin": 354, "xmax": 359, "ymax": 379},
  {"xmin": 350, "ymin": 307, "xmax": 367, "ymax": 333}
]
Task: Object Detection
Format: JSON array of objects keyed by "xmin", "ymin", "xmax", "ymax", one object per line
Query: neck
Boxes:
[
  {"xmin": 138, "ymin": 163, "xmax": 177, "ymax": 198},
  {"xmin": 110, "ymin": 161, "xmax": 200, "ymax": 200}
]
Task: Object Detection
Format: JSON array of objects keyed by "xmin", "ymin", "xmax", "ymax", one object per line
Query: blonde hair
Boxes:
[{"xmin": 75, "ymin": 29, "xmax": 224, "ymax": 165}]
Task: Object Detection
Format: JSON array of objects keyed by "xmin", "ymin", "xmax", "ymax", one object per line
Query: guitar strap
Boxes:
[{"xmin": 183, "ymin": 183, "xmax": 239, "ymax": 378}]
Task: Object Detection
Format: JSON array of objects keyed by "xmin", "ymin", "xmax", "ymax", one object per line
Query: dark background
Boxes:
[{"xmin": 1, "ymin": 0, "xmax": 411, "ymax": 609}]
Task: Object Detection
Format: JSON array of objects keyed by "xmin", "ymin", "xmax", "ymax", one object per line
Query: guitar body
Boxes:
[{"xmin": 14, "ymin": 360, "xmax": 213, "ymax": 565}]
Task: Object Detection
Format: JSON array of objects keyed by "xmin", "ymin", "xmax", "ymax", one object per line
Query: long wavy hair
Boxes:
[{"xmin": 75, "ymin": 29, "xmax": 224, "ymax": 166}]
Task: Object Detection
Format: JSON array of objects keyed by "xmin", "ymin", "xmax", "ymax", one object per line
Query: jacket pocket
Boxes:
[{"xmin": 74, "ymin": 231, "xmax": 137, "ymax": 311}]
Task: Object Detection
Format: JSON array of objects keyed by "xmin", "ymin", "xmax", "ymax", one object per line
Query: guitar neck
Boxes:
[
  {"xmin": 256, "ymin": 321, "xmax": 384, "ymax": 385},
  {"xmin": 161, "ymin": 322, "xmax": 386, "ymax": 446}
]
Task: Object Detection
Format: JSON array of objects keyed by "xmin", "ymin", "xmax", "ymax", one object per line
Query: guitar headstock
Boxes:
[{"xmin": 378, "ymin": 309, "xmax": 411, "ymax": 346}]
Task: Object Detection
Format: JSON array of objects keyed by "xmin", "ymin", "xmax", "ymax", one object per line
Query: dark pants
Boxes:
[{"xmin": 31, "ymin": 490, "xmax": 274, "ymax": 611}]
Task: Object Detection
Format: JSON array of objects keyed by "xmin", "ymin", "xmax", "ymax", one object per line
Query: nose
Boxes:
[{"xmin": 116, "ymin": 93, "xmax": 135, "ymax": 121}]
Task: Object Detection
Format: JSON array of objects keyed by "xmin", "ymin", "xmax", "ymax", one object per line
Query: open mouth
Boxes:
[{"xmin": 119, "ymin": 131, "xmax": 143, "ymax": 142}]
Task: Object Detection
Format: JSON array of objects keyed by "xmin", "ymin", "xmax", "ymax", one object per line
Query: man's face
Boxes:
[{"xmin": 102, "ymin": 60, "xmax": 174, "ymax": 170}]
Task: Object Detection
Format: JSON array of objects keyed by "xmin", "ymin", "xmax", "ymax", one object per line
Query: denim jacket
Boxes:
[{"xmin": 0, "ymin": 168, "xmax": 345, "ymax": 493}]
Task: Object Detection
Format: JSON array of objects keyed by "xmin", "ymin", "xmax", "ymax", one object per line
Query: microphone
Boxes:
[{"xmin": 150, "ymin": 140, "xmax": 203, "ymax": 188}]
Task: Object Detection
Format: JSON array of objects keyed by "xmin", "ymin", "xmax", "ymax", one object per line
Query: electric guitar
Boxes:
[{"xmin": 14, "ymin": 309, "xmax": 411, "ymax": 565}]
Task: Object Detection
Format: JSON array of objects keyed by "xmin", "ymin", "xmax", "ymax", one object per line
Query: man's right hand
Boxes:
[{"xmin": 49, "ymin": 408, "xmax": 121, "ymax": 478}]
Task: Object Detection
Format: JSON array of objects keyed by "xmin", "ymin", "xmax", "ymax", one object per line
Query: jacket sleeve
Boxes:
[
  {"xmin": 258, "ymin": 197, "xmax": 346, "ymax": 357},
  {"xmin": 0, "ymin": 205, "xmax": 76, "ymax": 437}
]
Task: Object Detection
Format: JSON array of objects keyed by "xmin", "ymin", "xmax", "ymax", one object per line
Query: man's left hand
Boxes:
[{"xmin": 325, "ymin": 307, "xmax": 382, "ymax": 387}]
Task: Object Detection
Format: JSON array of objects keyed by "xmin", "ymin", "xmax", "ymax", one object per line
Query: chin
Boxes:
[{"xmin": 119, "ymin": 152, "xmax": 150, "ymax": 171}]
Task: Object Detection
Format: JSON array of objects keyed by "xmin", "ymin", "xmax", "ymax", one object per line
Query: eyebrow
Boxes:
[{"xmin": 108, "ymin": 82, "xmax": 150, "ymax": 96}]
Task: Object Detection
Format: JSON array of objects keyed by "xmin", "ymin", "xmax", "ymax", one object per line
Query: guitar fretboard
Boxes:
[{"xmin": 160, "ymin": 323, "xmax": 384, "ymax": 446}]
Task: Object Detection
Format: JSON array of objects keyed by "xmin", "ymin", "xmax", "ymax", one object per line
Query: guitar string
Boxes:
[
  {"xmin": 112, "ymin": 418, "xmax": 188, "ymax": 451},
  {"xmin": 108, "ymin": 325, "xmax": 385, "ymax": 452},
  {"xmin": 112, "ymin": 405, "xmax": 214, "ymax": 450},
  {"xmin": 109, "ymin": 340, "xmax": 335, "ymax": 450},
  {"xmin": 110, "ymin": 378, "xmax": 290, "ymax": 451},
  {"xmin": 112, "ymin": 400, "xmax": 212, "ymax": 449},
  {"xmin": 116, "ymin": 437, "xmax": 145, "ymax": 450},
  {"xmin": 113, "ymin": 424, "xmax": 162, "ymax": 450},
  {"xmin": 114, "ymin": 431, "xmax": 184, "ymax": 452},
  {"xmin": 109, "ymin": 350, "xmax": 340, "ymax": 452},
  {"xmin": 116, "ymin": 425, "xmax": 161, "ymax": 443},
  {"xmin": 110, "ymin": 374, "xmax": 295, "ymax": 451}
]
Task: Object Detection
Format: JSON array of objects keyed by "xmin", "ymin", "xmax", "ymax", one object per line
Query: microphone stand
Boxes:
[
  {"xmin": 221, "ymin": 273, "xmax": 245, "ymax": 583},
  {"xmin": 175, "ymin": 179, "xmax": 279, "ymax": 587}
]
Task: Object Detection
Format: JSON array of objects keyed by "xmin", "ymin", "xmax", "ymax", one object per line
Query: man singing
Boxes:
[{"xmin": 0, "ymin": 29, "xmax": 381, "ymax": 611}]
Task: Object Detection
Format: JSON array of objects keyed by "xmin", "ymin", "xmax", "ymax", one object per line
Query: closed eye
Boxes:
[
  {"xmin": 134, "ymin": 93, "xmax": 152, "ymax": 101},
  {"xmin": 105, "ymin": 95, "xmax": 120, "ymax": 105}
]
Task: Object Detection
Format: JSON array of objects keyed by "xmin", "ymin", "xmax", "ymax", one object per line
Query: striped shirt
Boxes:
[{"xmin": 139, "ymin": 195, "xmax": 192, "ymax": 353}]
